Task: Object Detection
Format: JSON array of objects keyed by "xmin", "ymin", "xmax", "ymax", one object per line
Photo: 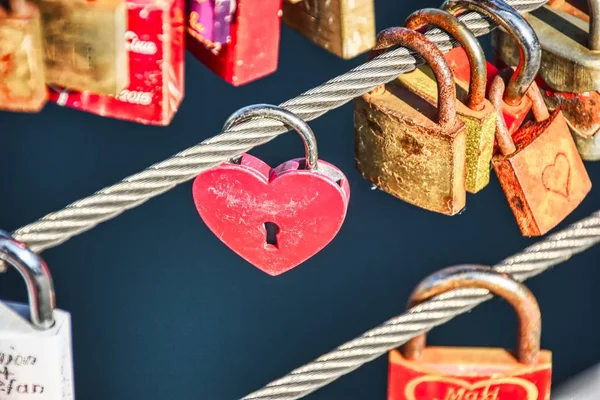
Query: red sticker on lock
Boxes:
[
  {"xmin": 48, "ymin": 0, "xmax": 185, "ymax": 126},
  {"xmin": 192, "ymin": 154, "xmax": 350, "ymax": 276}
]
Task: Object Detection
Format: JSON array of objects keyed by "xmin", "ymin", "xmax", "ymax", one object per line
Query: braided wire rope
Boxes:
[
  {"xmin": 243, "ymin": 210, "xmax": 600, "ymax": 400},
  {"xmin": 11, "ymin": 0, "xmax": 547, "ymax": 253}
]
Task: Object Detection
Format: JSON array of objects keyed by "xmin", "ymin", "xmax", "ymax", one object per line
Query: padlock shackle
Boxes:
[
  {"xmin": 443, "ymin": 0, "xmax": 541, "ymax": 106},
  {"xmin": 404, "ymin": 8, "xmax": 487, "ymax": 111},
  {"xmin": 369, "ymin": 27, "xmax": 457, "ymax": 129},
  {"xmin": 403, "ymin": 265, "xmax": 541, "ymax": 366},
  {"xmin": 589, "ymin": 0, "xmax": 600, "ymax": 49},
  {"xmin": 223, "ymin": 104, "xmax": 319, "ymax": 170},
  {"xmin": 0, "ymin": 230, "xmax": 55, "ymax": 330},
  {"xmin": 488, "ymin": 68, "xmax": 550, "ymax": 156}
]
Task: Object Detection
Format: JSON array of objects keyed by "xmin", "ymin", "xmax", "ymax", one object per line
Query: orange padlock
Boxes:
[
  {"xmin": 388, "ymin": 265, "xmax": 552, "ymax": 400},
  {"xmin": 489, "ymin": 69, "xmax": 591, "ymax": 236}
]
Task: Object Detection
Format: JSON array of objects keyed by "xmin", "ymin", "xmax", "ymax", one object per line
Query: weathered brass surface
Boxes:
[
  {"xmin": 355, "ymin": 27, "xmax": 467, "ymax": 215},
  {"xmin": 355, "ymin": 82, "xmax": 467, "ymax": 215},
  {"xmin": 494, "ymin": 5, "xmax": 600, "ymax": 93},
  {"xmin": 0, "ymin": 1, "xmax": 46, "ymax": 112},
  {"xmin": 32, "ymin": 0, "xmax": 128, "ymax": 94},
  {"xmin": 282, "ymin": 0, "xmax": 375, "ymax": 59},
  {"xmin": 398, "ymin": 68, "xmax": 496, "ymax": 194}
]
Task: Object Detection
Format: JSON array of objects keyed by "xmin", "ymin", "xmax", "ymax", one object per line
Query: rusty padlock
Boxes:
[
  {"xmin": 402, "ymin": 9, "xmax": 497, "ymax": 194},
  {"xmin": 0, "ymin": 0, "xmax": 46, "ymax": 112},
  {"xmin": 388, "ymin": 265, "xmax": 552, "ymax": 400},
  {"xmin": 354, "ymin": 27, "xmax": 467, "ymax": 216},
  {"xmin": 282, "ymin": 0, "xmax": 376, "ymax": 59},
  {"xmin": 496, "ymin": 0, "xmax": 600, "ymax": 161},
  {"xmin": 443, "ymin": 0, "xmax": 541, "ymax": 136},
  {"xmin": 32, "ymin": 0, "xmax": 129, "ymax": 95},
  {"xmin": 489, "ymin": 69, "xmax": 591, "ymax": 236},
  {"xmin": 495, "ymin": 0, "xmax": 600, "ymax": 93}
]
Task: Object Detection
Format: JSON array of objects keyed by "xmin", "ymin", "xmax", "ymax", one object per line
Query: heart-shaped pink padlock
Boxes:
[{"xmin": 192, "ymin": 104, "xmax": 350, "ymax": 276}]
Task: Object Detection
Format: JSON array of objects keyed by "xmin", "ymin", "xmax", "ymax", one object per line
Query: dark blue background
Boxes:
[{"xmin": 1, "ymin": 0, "xmax": 600, "ymax": 398}]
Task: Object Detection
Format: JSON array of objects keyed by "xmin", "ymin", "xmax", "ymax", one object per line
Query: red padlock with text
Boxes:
[
  {"xmin": 48, "ymin": 0, "xmax": 185, "ymax": 126},
  {"xmin": 388, "ymin": 265, "xmax": 552, "ymax": 400},
  {"xmin": 192, "ymin": 104, "xmax": 350, "ymax": 276},
  {"xmin": 186, "ymin": 0, "xmax": 282, "ymax": 86},
  {"xmin": 443, "ymin": 0, "xmax": 539, "ymax": 135}
]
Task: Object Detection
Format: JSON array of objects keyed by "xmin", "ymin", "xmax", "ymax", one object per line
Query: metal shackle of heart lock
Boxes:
[{"xmin": 192, "ymin": 104, "xmax": 350, "ymax": 276}]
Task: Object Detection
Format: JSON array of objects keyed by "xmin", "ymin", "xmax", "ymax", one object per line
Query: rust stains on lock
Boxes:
[
  {"xmin": 403, "ymin": 8, "xmax": 497, "ymax": 194},
  {"xmin": 388, "ymin": 265, "xmax": 552, "ymax": 400},
  {"xmin": 354, "ymin": 27, "xmax": 467, "ymax": 216},
  {"xmin": 489, "ymin": 70, "xmax": 592, "ymax": 236},
  {"xmin": 0, "ymin": 0, "xmax": 46, "ymax": 112}
]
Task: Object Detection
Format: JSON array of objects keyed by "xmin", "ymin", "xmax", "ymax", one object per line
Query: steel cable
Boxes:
[
  {"xmin": 242, "ymin": 210, "xmax": 600, "ymax": 399},
  {"xmin": 11, "ymin": 0, "xmax": 547, "ymax": 252}
]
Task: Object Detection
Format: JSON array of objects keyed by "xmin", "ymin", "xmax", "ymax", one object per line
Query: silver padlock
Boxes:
[{"xmin": 0, "ymin": 230, "xmax": 74, "ymax": 400}]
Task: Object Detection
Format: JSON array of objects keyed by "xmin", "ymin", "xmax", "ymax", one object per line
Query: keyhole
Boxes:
[{"xmin": 263, "ymin": 222, "xmax": 280, "ymax": 249}]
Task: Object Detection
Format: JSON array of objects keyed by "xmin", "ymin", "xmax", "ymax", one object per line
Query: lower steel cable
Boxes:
[{"xmin": 242, "ymin": 210, "xmax": 600, "ymax": 399}]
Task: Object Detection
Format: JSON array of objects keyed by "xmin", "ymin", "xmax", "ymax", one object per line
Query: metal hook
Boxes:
[
  {"xmin": 0, "ymin": 230, "xmax": 55, "ymax": 330},
  {"xmin": 443, "ymin": 0, "xmax": 541, "ymax": 106},
  {"xmin": 223, "ymin": 104, "xmax": 319, "ymax": 170}
]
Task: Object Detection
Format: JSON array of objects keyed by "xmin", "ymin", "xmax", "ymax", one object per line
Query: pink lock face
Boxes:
[{"xmin": 187, "ymin": 0, "xmax": 235, "ymax": 51}]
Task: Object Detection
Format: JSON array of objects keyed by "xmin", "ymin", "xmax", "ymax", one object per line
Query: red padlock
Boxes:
[
  {"xmin": 443, "ymin": 0, "xmax": 539, "ymax": 135},
  {"xmin": 388, "ymin": 265, "xmax": 552, "ymax": 400},
  {"xmin": 192, "ymin": 104, "xmax": 350, "ymax": 276},
  {"xmin": 48, "ymin": 0, "xmax": 185, "ymax": 126},
  {"xmin": 186, "ymin": 0, "xmax": 282, "ymax": 86}
]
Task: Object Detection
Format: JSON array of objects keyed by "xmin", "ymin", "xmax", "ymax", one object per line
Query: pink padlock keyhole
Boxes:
[{"xmin": 192, "ymin": 104, "xmax": 351, "ymax": 276}]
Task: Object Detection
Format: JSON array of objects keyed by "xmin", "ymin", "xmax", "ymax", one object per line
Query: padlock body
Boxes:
[
  {"xmin": 48, "ymin": 0, "xmax": 185, "ymax": 126},
  {"xmin": 354, "ymin": 82, "xmax": 467, "ymax": 215},
  {"xmin": 193, "ymin": 153, "xmax": 350, "ymax": 276},
  {"xmin": 445, "ymin": 47, "xmax": 533, "ymax": 136},
  {"xmin": 186, "ymin": 0, "xmax": 282, "ymax": 86},
  {"xmin": 493, "ymin": 5, "xmax": 600, "ymax": 93},
  {"xmin": 0, "ymin": 5, "xmax": 46, "ymax": 112},
  {"xmin": 388, "ymin": 348, "xmax": 552, "ymax": 400},
  {"xmin": 541, "ymin": 85, "xmax": 600, "ymax": 160},
  {"xmin": 397, "ymin": 66, "xmax": 497, "ymax": 194},
  {"xmin": 32, "ymin": 0, "xmax": 129, "ymax": 95},
  {"xmin": 492, "ymin": 110, "xmax": 591, "ymax": 236},
  {"xmin": 0, "ymin": 302, "xmax": 75, "ymax": 400},
  {"xmin": 282, "ymin": 0, "xmax": 376, "ymax": 59}
]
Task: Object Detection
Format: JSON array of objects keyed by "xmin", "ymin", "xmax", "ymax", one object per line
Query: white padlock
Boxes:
[{"xmin": 0, "ymin": 231, "xmax": 74, "ymax": 400}]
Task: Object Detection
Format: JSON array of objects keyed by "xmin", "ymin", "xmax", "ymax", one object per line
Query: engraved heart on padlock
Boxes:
[
  {"xmin": 542, "ymin": 153, "xmax": 571, "ymax": 198},
  {"xmin": 192, "ymin": 154, "xmax": 350, "ymax": 276},
  {"xmin": 404, "ymin": 375, "xmax": 539, "ymax": 400}
]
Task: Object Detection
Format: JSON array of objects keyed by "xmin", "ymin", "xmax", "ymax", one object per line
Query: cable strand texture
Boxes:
[
  {"xmin": 242, "ymin": 210, "xmax": 600, "ymax": 400},
  {"xmin": 12, "ymin": 0, "xmax": 546, "ymax": 253}
]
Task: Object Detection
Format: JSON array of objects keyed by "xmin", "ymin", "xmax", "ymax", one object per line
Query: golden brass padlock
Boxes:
[
  {"xmin": 494, "ymin": 0, "xmax": 600, "ymax": 93},
  {"xmin": 282, "ymin": 0, "xmax": 376, "ymax": 59},
  {"xmin": 0, "ymin": 0, "xmax": 46, "ymax": 112},
  {"xmin": 354, "ymin": 27, "xmax": 467, "ymax": 216},
  {"xmin": 32, "ymin": 0, "xmax": 128, "ymax": 95},
  {"xmin": 403, "ymin": 9, "xmax": 497, "ymax": 194}
]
